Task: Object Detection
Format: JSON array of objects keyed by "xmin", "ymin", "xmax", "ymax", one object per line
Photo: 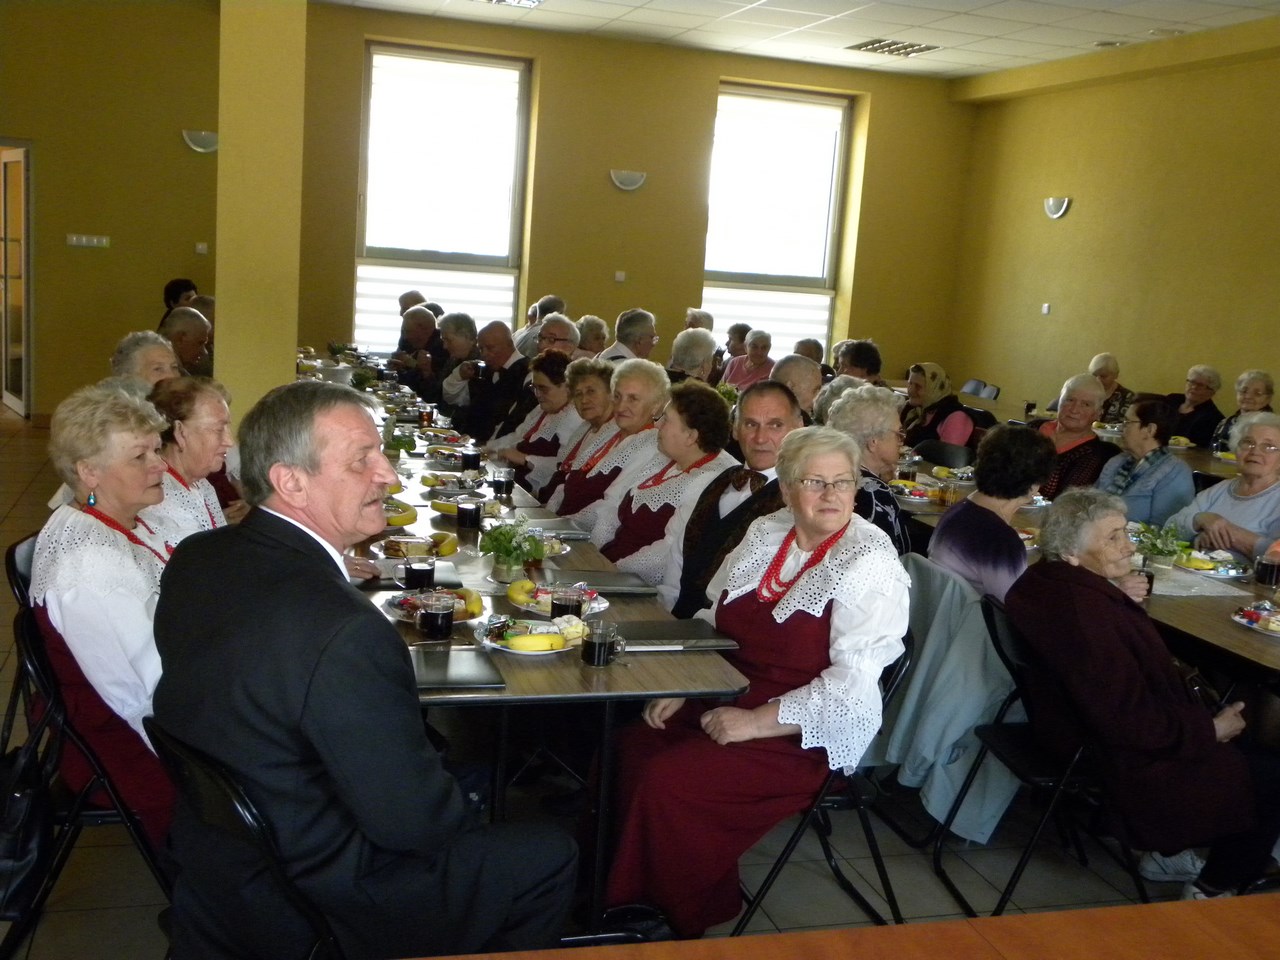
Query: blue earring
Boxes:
[{"xmin": 87, "ymin": 490, "xmax": 97, "ymax": 507}]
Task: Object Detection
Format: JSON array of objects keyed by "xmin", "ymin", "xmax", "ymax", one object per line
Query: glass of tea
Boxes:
[
  {"xmin": 551, "ymin": 584, "xmax": 586, "ymax": 619},
  {"xmin": 417, "ymin": 591, "xmax": 455, "ymax": 644}
]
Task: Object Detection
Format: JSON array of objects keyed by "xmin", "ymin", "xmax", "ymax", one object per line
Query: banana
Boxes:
[
  {"xmin": 429, "ymin": 499, "xmax": 457, "ymax": 515},
  {"xmin": 455, "ymin": 588, "xmax": 484, "ymax": 619},
  {"xmin": 505, "ymin": 633, "xmax": 566, "ymax": 652},
  {"xmin": 428, "ymin": 532, "xmax": 458, "ymax": 557},
  {"xmin": 421, "ymin": 473, "xmax": 445, "ymax": 488},
  {"xmin": 387, "ymin": 480, "xmax": 403, "ymax": 495},
  {"xmin": 506, "ymin": 579, "xmax": 536, "ymax": 606},
  {"xmin": 383, "ymin": 497, "xmax": 417, "ymax": 526}
]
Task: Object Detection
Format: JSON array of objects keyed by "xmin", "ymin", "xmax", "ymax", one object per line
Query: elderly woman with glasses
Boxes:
[
  {"xmin": 1096, "ymin": 399, "xmax": 1195, "ymax": 526},
  {"xmin": 588, "ymin": 380, "xmax": 736, "ymax": 583},
  {"xmin": 1167, "ymin": 412, "xmax": 1280, "ymax": 561},
  {"xmin": 1211, "ymin": 370, "xmax": 1274, "ymax": 451},
  {"xmin": 1087, "ymin": 352, "xmax": 1136, "ymax": 424},
  {"xmin": 826, "ymin": 383, "xmax": 911, "ymax": 554},
  {"xmin": 1166, "ymin": 364, "xmax": 1225, "ymax": 448},
  {"xmin": 30, "ymin": 383, "xmax": 179, "ymax": 848},
  {"xmin": 485, "ymin": 350, "xmax": 583, "ymax": 494},
  {"xmin": 1008, "ymin": 488, "xmax": 1280, "ymax": 899},
  {"xmin": 606, "ymin": 426, "xmax": 909, "ymax": 938}
]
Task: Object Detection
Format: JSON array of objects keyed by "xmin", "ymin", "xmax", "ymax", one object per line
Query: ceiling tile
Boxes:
[
  {"xmin": 1055, "ymin": 10, "xmax": 1187, "ymax": 35},
  {"xmin": 833, "ymin": 4, "xmax": 959, "ymax": 26},
  {"xmin": 1000, "ymin": 22, "xmax": 1125, "ymax": 45},
  {"xmin": 1120, "ymin": 0, "xmax": 1246, "ymax": 18},
  {"xmin": 952, "ymin": 34, "xmax": 1068, "ymax": 55},
  {"xmin": 926, "ymin": 12, "xmax": 1044, "ymax": 35},
  {"xmin": 966, "ymin": 1, "xmax": 1081, "ymax": 25},
  {"xmin": 1193, "ymin": 6, "xmax": 1280, "ymax": 23}
]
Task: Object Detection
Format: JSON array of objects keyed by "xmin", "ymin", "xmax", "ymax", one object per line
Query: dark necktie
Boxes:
[{"xmin": 730, "ymin": 467, "xmax": 766, "ymax": 493}]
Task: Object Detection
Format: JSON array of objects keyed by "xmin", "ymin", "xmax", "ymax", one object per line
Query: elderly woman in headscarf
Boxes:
[{"xmin": 902, "ymin": 362, "xmax": 973, "ymax": 448}]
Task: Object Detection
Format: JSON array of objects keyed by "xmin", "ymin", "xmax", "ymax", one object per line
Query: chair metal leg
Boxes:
[
  {"xmin": 813, "ymin": 806, "xmax": 892, "ymax": 925},
  {"xmin": 930, "ymin": 742, "xmax": 990, "ymax": 918},
  {"xmin": 730, "ymin": 783, "xmax": 831, "ymax": 936}
]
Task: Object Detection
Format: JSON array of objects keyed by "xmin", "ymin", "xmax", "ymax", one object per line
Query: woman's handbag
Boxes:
[{"xmin": 0, "ymin": 737, "xmax": 53, "ymax": 920}]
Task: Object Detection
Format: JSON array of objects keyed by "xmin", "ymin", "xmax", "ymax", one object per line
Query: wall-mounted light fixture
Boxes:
[
  {"xmin": 1044, "ymin": 197, "xmax": 1071, "ymax": 219},
  {"xmin": 610, "ymin": 169, "xmax": 646, "ymax": 191},
  {"xmin": 182, "ymin": 130, "xmax": 219, "ymax": 153}
]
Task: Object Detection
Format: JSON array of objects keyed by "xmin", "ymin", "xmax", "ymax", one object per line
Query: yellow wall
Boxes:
[
  {"xmin": 950, "ymin": 21, "xmax": 1280, "ymax": 410},
  {"xmin": 300, "ymin": 6, "xmax": 974, "ymax": 379},
  {"xmin": 0, "ymin": 0, "xmax": 219, "ymax": 418}
]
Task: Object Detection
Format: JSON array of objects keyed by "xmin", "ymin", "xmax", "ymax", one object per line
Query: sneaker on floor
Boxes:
[
  {"xmin": 1140, "ymin": 849, "xmax": 1206, "ymax": 883},
  {"xmin": 1181, "ymin": 880, "xmax": 1235, "ymax": 900}
]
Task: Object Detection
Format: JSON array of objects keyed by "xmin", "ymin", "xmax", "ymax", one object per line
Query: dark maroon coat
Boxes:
[{"xmin": 1005, "ymin": 560, "xmax": 1254, "ymax": 852}]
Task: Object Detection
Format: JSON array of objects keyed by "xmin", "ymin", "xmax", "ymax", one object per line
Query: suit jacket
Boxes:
[
  {"xmin": 1006, "ymin": 560, "xmax": 1252, "ymax": 852},
  {"xmin": 465, "ymin": 355, "xmax": 531, "ymax": 443},
  {"xmin": 153, "ymin": 509, "xmax": 473, "ymax": 957}
]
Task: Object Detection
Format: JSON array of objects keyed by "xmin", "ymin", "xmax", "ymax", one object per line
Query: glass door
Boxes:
[{"xmin": 1, "ymin": 147, "xmax": 29, "ymax": 416}]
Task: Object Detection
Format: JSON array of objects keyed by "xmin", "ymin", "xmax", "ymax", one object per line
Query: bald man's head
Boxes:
[
  {"xmin": 477, "ymin": 321, "xmax": 516, "ymax": 367},
  {"xmin": 158, "ymin": 306, "xmax": 211, "ymax": 371}
]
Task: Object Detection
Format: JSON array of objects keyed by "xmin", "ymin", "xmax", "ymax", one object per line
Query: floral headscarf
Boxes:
[{"xmin": 902, "ymin": 362, "xmax": 951, "ymax": 431}]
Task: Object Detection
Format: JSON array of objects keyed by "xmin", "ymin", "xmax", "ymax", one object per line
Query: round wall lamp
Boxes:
[
  {"xmin": 182, "ymin": 130, "xmax": 219, "ymax": 154},
  {"xmin": 1044, "ymin": 197, "xmax": 1071, "ymax": 219},
  {"xmin": 610, "ymin": 169, "xmax": 646, "ymax": 191}
]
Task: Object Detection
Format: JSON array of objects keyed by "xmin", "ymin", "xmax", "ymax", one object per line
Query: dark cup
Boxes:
[
  {"xmin": 461, "ymin": 448, "xmax": 482, "ymax": 471},
  {"xmin": 456, "ymin": 502, "xmax": 481, "ymax": 529},
  {"xmin": 1023, "ymin": 401, "xmax": 1036, "ymax": 419},
  {"xmin": 491, "ymin": 477, "xmax": 514, "ymax": 496},
  {"xmin": 1140, "ymin": 570, "xmax": 1155, "ymax": 594},
  {"xmin": 551, "ymin": 598, "xmax": 584, "ymax": 619},
  {"xmin": 417, "ymin": 593, "xmax": 455, "ymax": 642},
  {"xmin": 1256, "ymin": 559, "xmax": 1280, "ymax": 587},
  {"xmin": 581, "ymin": 629, "xmax": 625, "ymax": 667},
  {"xmin": 404, "ymin": 561, "xmax": 435, "ymax": 591},
  {"xmin": 896, "ymin": 464, "xmax": 917, "ymax": 482}
]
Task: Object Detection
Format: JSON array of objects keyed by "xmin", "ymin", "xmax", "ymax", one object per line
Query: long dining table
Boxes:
[{"xmin": 359, "ymin": 436, "xmax": 750, "ymax": 929}]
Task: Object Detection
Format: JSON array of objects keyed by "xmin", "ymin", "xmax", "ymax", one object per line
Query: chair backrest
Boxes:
[
  {"xmin": 978, "ymin": 383, "xmax": 1001, "ymax": 400},
  {"xmin": 913, "ymin": 438, "xmax": 973, "ymax": 468},
  {"xmin": 980, "ymin": 596, "xmax": 1031, "ymax": 692},
  {"xmin": 142, "ymin": 717, "xmax": 345, "ymax": 959},
  {"xmin": 1192, "ymin": 470, "xmax": 1224, "ymax": 494},
  {"xmin": 962, "ymin": 405, "xmax": 997, "ymax": 430},
  {"xmin": 881, "ymin": 629, "xmax": 914, "ymax": 708},
  {"xmin": 959, "ymin": 378, "xmax": 986, "ymax": 395},
  {"xmin": 5, "ymin": 534, "xmax": 37, "ymax": 608}
]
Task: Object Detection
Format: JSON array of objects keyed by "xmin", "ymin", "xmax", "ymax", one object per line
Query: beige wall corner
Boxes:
[{"xmin": 216, "ymin": 0, "xmax": 307, "ymax": 426}]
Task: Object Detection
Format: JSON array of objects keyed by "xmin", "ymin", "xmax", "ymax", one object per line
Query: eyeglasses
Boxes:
[
  {"xmin": 652, "ymin": 402, "xmax": 670, "ymax": 425},
  {"xmin": 1186, "ymin": 380, "xmax": 1214, "ymax": 391},
  {"xmin": 880, "ymin": 429, "xmax": 906, "ymax": 442},
  {"xmin": 794, "ymin": 478, "xmax": 855, "ymax": 494},
  {"xmin": 538, "ymin": 333, "xmax": 574, "ymax": 345},
  {"xmin": 1238, "ymin": 439, "xmax": 1280, "ymax": 454}
]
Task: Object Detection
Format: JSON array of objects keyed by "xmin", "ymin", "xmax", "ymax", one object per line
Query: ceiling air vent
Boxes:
[{"xmin": 845, "ymin": 39, "xmax": 940, "ymax": 58}]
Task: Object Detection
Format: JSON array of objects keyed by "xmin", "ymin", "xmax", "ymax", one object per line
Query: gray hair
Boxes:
[
  {"xmin": 110, "ymin": 330, "xmax": 175, "ymax": 378},
  {"xmin": 1039, "ymin": 488, "xmax": 1127, "ymax": 562},
  {"xmin": 49, "ymin": 382, "xmax": 167, "ymax": 488},
  {"xmin": 684, "ymin": 308, "xmax": 714, "ymax": 331},
  {"xmin": 776, "ymin": 426, "xmax": 860, "ymax": 486},
  {"xmin": 793, "ymin": 338, "xmax": 825, "ymax": 363},
  {"xmin": 189, "ymin": 294, "xmax": 216, "ymax": 323},
  {"xmin": 771, "ymin": 354, "xmax": 821, "ymax": 387},
  {"xmin": 238, "ymin": 380, "xmax": 377, "ymax": 507},
  {"xmin": 610, "ymin": 358, "xmax": 670, "ymax": 404},
  {"xmin": 540, "ymin": 313, "xmax": 580, "ymax": 347},
  {"xmin": 577, "ymin": 315, "xmax": 608, "ymax": 346},
  {"xmin": 1087, "ymin": 352, "xmax": 1119, "ymax": 377},
  {"xmin": 670, "ymin": 328, "xmax": 716, "ymax": 374},
  {"xmin": 401, "ymin": 305, "xmax": 436, "ymax": 332},
  {"xmin": 1057, "ymin": 373, "xmax": 1106, "ymax": 408},
  {"xmin": 438, "ymin": 312, "xmax": 477, "ymax": 342},
  {"xmin": 615, "ymin": 308, "xmax": 656, "ymax": 347},
  {"xmin": 1230, "ymin": 411, "xmax": 1280, "ymax": 454},
  {"xmin": 745, "ymin": 328, "xmax": 772, "ymax": 347},
  {"xmin": 158, "ymin": 306, "xmax": 210, "ymax": 339},
  {"xmin": 566, "ymin": 357, "xmax": 615, "ymax": 392},
  {"xmin": 826, "ymin": 384, "xmax": 904, "ymax": 449},
  {"xmin": 1236, "ymin": 369, "xmax": 1274, "ymax": 397},
  {"xmin": 813, "ymin": 374, "xmax": 866, "ymax": 425},
  {"xmin": 1187, "ymin": 364, "xmax": 1222, "ymax": 392}
]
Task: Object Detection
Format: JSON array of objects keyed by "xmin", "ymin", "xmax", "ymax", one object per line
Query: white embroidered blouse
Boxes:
[
  {"xmin": 141, "ymin": 468, "xmax": 226, "ymax": 541},
  {"xmin": 486, "ymin": 403, "xmax": 585, "ymax": 494},
  {"xmin": 696, "ymin": 510, "xmax": 910, "ymax": 772}
]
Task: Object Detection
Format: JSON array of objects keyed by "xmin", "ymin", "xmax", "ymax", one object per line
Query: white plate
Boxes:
[
  {"xmin": 1021, "ymin": 496, "xmax": 1050, "ymax": 509},
  {"xmin": 384, "ymin": 591, "xmax": 481, "ymax": 623},
  {"xmin": 1231, "ymin": 613, "xmax": 1280, "ymax": 635},
  {"xmin": 1176, "ymin": 562, "xmax": 1251, "ymax": 580},
  {"xmin": 511, "ymin": 596, "xmax": 609, "ymax": 618},
  {"xmin": 893, "ymin": 494, "xmax": 941, "ymax": 514},
  {"xmin": 471, "ymin": 620, "xmax": 582, "ymax": 655},
  {"xmin": 539, "ymin": 539, "xmax": 572, "ymax": 558},
  {"xmin": 369, "ymin": 538, "xmax": 443, "ymax": 561}
]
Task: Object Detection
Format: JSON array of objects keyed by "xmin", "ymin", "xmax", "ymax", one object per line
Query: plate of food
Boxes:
[
  {"xmin": 1232, "ymin": 601, "xmax": 1280, "ymax": 635},
  {"xmin": 473, "ymin": 616, "xmax": 588, "ymax": 655},
  {"xmin": 420, "ymin": 472, "xmax": 484, "ymax": 492},
  {"xmin": 1176, "ymin": 549, "xmax": 1250, "ymax": 579},
  {"xmin": 1092, "ymin": 421, "xmax": 1123, "ymax": 440},
  {"xmin": 429, "ymin": 496, "xmax": 503, "ymax": 518},
  {"xmin": 418, "ymin": 427, "xmax": 466, "ymax": 444},
  {"xmin": 1168, "ymin": 436, "xmax": 1195, "ymax": 450},
  {"xmin": 504, "ymin": 578, "xmax": 608, "ymax": 617},
  {"xmin": 426, "ymin": 445, "xmax": 487, "ymax": 464},
  {"xmin": 385, "ymin": 587, "xmax": 485, "ymax": 623},
  {"xmin": 931, "ymin": 465, "xmax": 975, "ymax": 481},
  {"xmin": 370, "ymin": 533, "xmax": 459, "ymax": 560},
  {"xmin": 1021, "ymin": 495, "xmax": 1051, "ymax": 509},
  {"xmin": 1016, "ymin": 527, "xmax": 1038, "ymax": 549},
  {"xmin": 1214, "ymin": 451, "xmax": 1238, "ymax": 462}
]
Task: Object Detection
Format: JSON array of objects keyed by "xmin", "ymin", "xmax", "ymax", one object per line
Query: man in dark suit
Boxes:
[
  {"xmin": 657, "ymin": 381, "xmax": 804, "ymax": 618},
  {"xmin": 452, "ymin": 321, "xmax": 533, "ymax": 443},
  {"xmin": 153, "ymin": 380, "xmax": 575, "ymax": 959},
  {"xmin": 390, "ymin": 305, "xmax": 450, "ymax": 401}
]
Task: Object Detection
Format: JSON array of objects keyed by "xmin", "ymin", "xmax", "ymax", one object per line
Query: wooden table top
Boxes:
[
  {"xmin": 369, "ymin": 457, "xmax": 750, "ymax": 707},
  {"xmin": 1147, "ymin": 577, "xmax": 1280, "ymax": 674},
  {"xmin": 432, "ymin": 895, "xmax": 1280, "ymax": 960}
]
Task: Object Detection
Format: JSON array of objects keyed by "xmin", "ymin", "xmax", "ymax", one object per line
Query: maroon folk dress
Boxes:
[
  {"xmin": 600, "ymin": 492, "xmax": 676, "ymax": 563},
  {"xmin": 34, "ymin": 605, "xmax": 176, "ymax": 848},
  {"xmin": 514, "ymin": 432, "xmax": 559, "ymax": 492},
  {"xmin": 605, "ymin": 589, "xmax": 833, "ymax": 937}
]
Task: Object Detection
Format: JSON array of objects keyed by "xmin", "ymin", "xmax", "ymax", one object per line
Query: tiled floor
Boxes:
[{"xmin": 0, "ymin": 404, "xmax": 1177, "ymax": 959}]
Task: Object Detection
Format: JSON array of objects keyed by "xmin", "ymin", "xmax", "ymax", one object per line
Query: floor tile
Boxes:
[
  {"xmin": 25, "ymin": 904, "xmax": 168, "ymax": 960},
  {"xmin": 739, "ymin": 857, "xmax": 887, "ymax": 930},
  {"xmin": 957, "ymin": 843, "xmax": 1131, "ymax": 910},
  {"xmin": 43, "ymin": 844, "xmax": 168, "ymax": 912}
]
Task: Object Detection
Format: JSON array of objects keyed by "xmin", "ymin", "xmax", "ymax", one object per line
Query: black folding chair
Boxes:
[
  {"xmin": 731, "ymin": 630, "xmax": 915, "ymax": 934},
  {"xmin": 2, "ymin": 535, "xmax": 38, "ymax": 754},
  {"xmin": 930, "ymin": 597, "xmax": 1148, "ymax": 917},
  {"xmin": 914, "ymin": 438, "xmax": 973, "ymax": 468},
  {"xmin": 144, "ymin": 717, "xmax": 347, "ymax": 960},
  {"xmin": 1, "ymin": 607, "xmax": 173, "ymax": 960},
  {"xmin": 959, "ymin": 379, "xmax": 987, "ymax": 395}
]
